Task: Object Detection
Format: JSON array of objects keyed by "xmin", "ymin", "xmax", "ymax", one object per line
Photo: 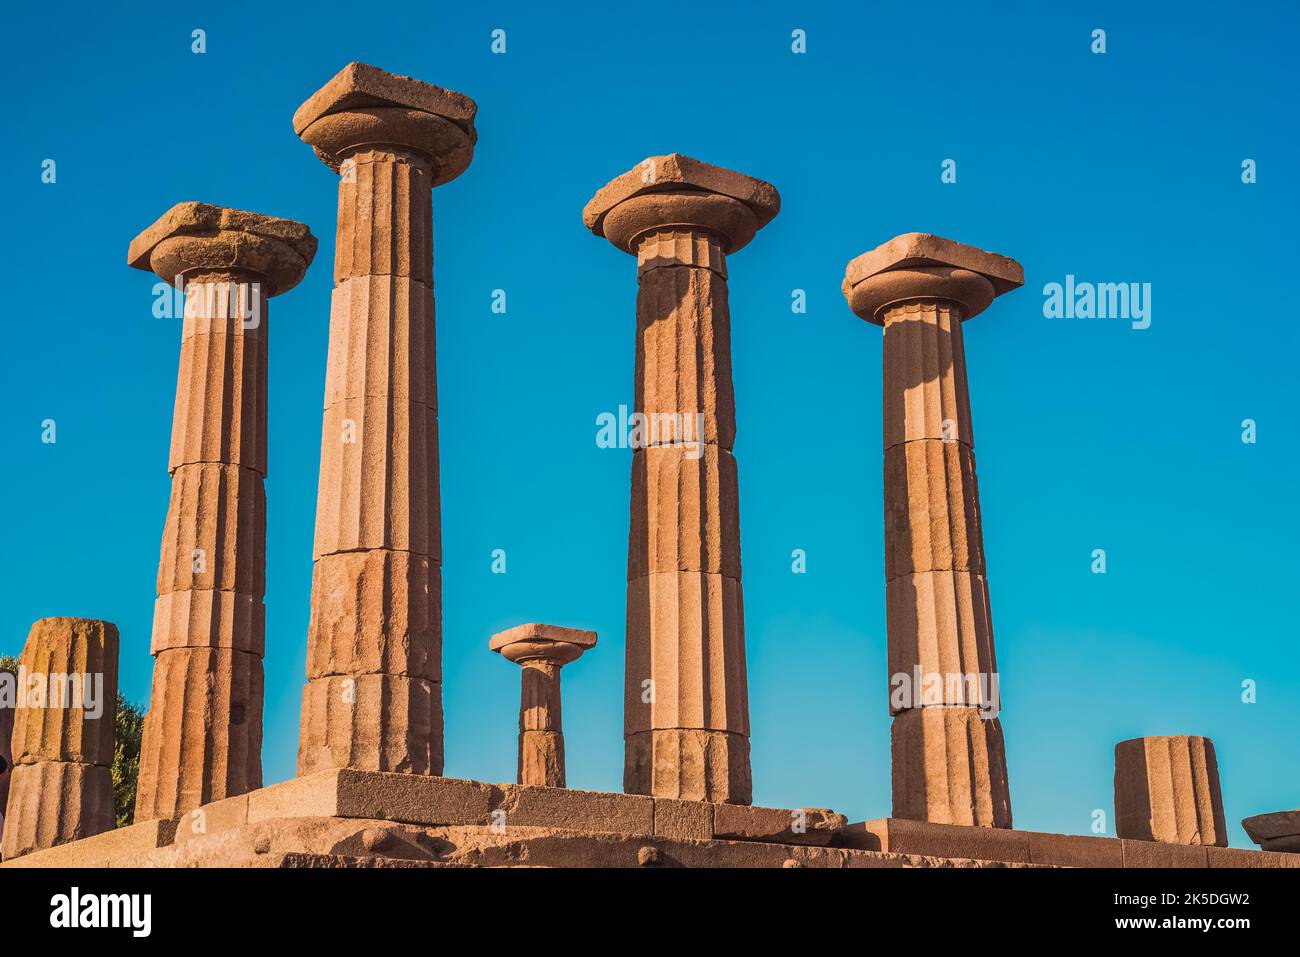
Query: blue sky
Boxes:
[{"xmin": 1, "ymin": 1, "xmax": 1296, "ymax": 847}]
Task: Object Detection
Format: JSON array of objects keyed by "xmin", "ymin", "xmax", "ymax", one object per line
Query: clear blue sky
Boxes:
[{"xmin": 1, "ymin": 1, "xmax": 1296, "ymax": 848}]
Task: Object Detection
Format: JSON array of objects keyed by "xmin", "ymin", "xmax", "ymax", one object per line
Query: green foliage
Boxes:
[{"xmin": 112, "ymin": 693, "xmax": 145, "ymax": 828}]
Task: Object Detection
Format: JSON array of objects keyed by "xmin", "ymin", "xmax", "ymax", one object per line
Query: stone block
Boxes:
[
  {"xmin": 881, "ymin": 299, "xmax": 974, "ymax": 449},
  {"xmin": 713, "ymin": 803, "xmax": 846, "ymax": 846},
  {"xmin": 628, "ymin": 444, "xmax": 741, "ymax": 579},
  {"xmin": 324, "ymin": 275, "xmax": 436, "ymax": 409},
  {"xmin": 884, "ymin": 439, "xmax": 986, "ymax": 579},
  {"xmin": 150, "ymin": 588, "xmax": 264, "ymax": 656},
  {"xmin": 890, "ymin": 707, "xmax": 1012, "ymax": 828},
  {"xmin": 624, "ymin": 729, "xmax": 751, "ymax": 805},
  {"xmin": 496, "ymin": 784, "xmax": 654, "ymax": 836},
  {"xmin": 1, "ymin": 761, "xmax": 113, "ymax": 859},
  {"xmin": 297, "ymin": 673, "xmax": 442, "ymax": 776},
  {"xmin": 1114, "ymin": 735, "xmax": 1227, "ymax": 846},
  {"xmin": 156, "ymin": 463, "xmax": 265, "ymax": 596},
  {"xmin": 653, "ymin": 799, "xmax": 714, "ymax": 841},
  {"xmin": 305, "ymin": 549, "xmax": 440, "ymax": 681}
]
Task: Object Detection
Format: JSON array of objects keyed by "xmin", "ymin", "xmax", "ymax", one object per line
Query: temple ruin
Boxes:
[{"xmin": 0, "ymin": 63, "xmax": 1294, "ymax": 869}]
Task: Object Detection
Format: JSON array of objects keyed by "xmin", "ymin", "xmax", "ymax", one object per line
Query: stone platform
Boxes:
[{"xmin": 2, "ymin": 770, "xmax": 1295, "ymax": 868}]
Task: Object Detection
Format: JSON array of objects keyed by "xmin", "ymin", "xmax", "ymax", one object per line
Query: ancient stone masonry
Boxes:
[
  {"xmin": 490, "ymin": 624, "xmax": 597, "ymax": 788},
  {"xmin": 842, "ymin": 233, "xmax": 1023, "ymax": 828},
  {"xmin": 584, "ymin": 154, "xmax": 780, "ymax": 805},
  {"xmin": 2, "ymin": 618, "xmax": 118, "ymax": 859},
  {"xmin": 128, "ymin": 202, "xmax": 317, "ymax": 821},
  {"xmin": 293, "ymin": 63, "xmax": 476, "ymax": 777},
  {"xmin": 1115, "ymin": 735, "xmax": 1228, "ymax": 846}
]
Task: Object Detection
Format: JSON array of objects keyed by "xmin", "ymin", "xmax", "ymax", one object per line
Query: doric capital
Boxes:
[
  {"xmin": 490, "ymin": 623, "xmax": 597, "ymax": 666},
  {"xmin": 584, "ymin": 154, "xmax": 780, "ymax": 255},
  {"xmin": 842, "ymin": 233, "xmax": 1023, "ymax": 325},
  {"xmin": 128, "ymin": 202, "xmax": 317, "ymax": 296},
  {"xmin": 294, "ymin": 62, "xmax": 477, "ymax": 185}
]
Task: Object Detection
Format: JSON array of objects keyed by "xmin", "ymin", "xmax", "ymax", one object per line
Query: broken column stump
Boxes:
[{"xmin": 2, "ymin": 618, "xmax": 118, "ymax": 859}]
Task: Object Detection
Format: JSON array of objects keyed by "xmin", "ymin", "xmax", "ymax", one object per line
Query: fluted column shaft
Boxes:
[
  {"xmin": 518, "ymin": 660, "xmax": 564, "ymax": 787},
  {"xmin": 1115, "ymin": 736, "xmax": 1228, "ymax": 846},
  {"xmin": 3, "ymin": 618, "xmax": 117, "ymax": 859},
  {"xmin": 136, "ymin": 271, "xmax": 268, "ymax": 820},
  {"xmin": 623, "ymin": 229, "xmax": 751, "ymax": 804},
  {"xmin": 881, "ymin": 298, "xmax": 1011, "ymax": 828},
  {"xmin": 298, "ymin": 146, "xmax": 443, "ymax": 776},
  {"xmin": 127, "ymin": 201, "xmax": 315, "ymax": 822}
]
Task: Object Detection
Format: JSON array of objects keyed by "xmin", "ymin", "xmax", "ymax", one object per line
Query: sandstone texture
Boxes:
[
  {"xmin": 589, "ymin": 157, "xmax": 778, "ymax": 805},
  {"xmin": 491, "ymin": 624, "xmax": 596, "ymax": 787},
  {"xmin": 297, "ymin": 64, "xmax": 475, "ymax": 776},
  {"xmin": 843, "ymin": 234, "xmax": 1022, "ymax": 829},
  {"xmin": 129, "ymin": 203, "xmax": 315, "ymax": 821},
  {"xmin": 1115, "ymin": 735, "xmax": 1228, "ymax": 846},
  {"xmin": 2, "ymin": 618, "xmax": 118, "ymax": 859}
]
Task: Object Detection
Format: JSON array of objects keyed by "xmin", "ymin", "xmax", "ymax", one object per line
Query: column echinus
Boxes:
[
  {"xmin": 128, "ymin": 203, "xmax": 317, "ymax": 820},
  {"xmin": 583, "ymin": 154, "xmax": 780, "ymax": 804},
  {"xmin": 292, "ymin": 63, "xmax": 476, "ymax": 776},
  {"xmin": 842, "ymin": 233, "xmax": 1023, "ymax": 828}
]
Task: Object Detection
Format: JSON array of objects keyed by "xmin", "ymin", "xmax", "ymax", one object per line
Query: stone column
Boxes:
[
  {"xmin": 292, "ymin": 63, "xmax": 476, "ymax": 776},
  {"xmin": 1115, "ymin": 735, "xmax": 1228, "ymax": 846},
  {"xmin": 128, "ymin": 202, "xmax": 317, "ymax": 820},
  {"xmin": 584, "ymin": 154, "xmax": 780, "ymax": 804},
  {"xmin": 842, "ymin": 233, "xmax": 1023, "ymax": 828},
  {"xmin": 2, "ymin": 618, "xmax": 118, "ymax": 859},
  {"xmin": 490, "ymin": 624, "xmax": 597, "ymax": 788}
]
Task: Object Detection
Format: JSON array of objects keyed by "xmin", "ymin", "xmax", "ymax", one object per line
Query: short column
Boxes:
[
  {"xmin": 2, "ymin": 618, "xmax": 118, "ymax": 859},
  {"xmin": 1115, "ymin": 735, "xmax": 1228, "ymax": 846},
  {"xmin": 490, "ymin": 624, "xmax": 596, "ymax": 788}
]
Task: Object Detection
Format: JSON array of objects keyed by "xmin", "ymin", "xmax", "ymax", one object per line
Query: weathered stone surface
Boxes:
[
  {"xmin": 1242, "ymin": 809, "xmax": 1300, "ymax": 852},
  {"xmin": 332, "ymin": 155, "xmax": 435, "ymax": 286},
  {"xmin": 132, "ymin": 205, "xmax": 315, "ymax": 822},
  {"xmin": 295, "ymin": 64, "xmax": 476, "ymax": 184},
  {"xmin": 883, "ymin": 439, "xmax": 986, "ymax": 579},
  {"xmin": 325, "ymin": 275, "xmax": 436, "ymax": 409},
  {"xmin": 584, "ymin": 154, "xmax": 779, "ymax": 250},
  {"xmin": 305, "ymin": 549, "xmax": 439, "ymax": 681},
  {"xmin": 886, "ymin": 571, "xmax": 998, "ymax": 712},
  {"xmin": 168, "ymin": 312, "xmax": 267, "ymax": 474},
  {"xmin": 151, "ymin": 588, "xmax": 264, "ymax": 656},
  {"xmin": 844, "ymin": 237, "xmax": 1022, "ymax": 831},
  {"xmin": 624, "ymin": 572, "xmax": 748, "ymax": 734},
  {"xmin": 842, "ymin": 232, "xmax": 1023, "ymax": 325},
  {"xmin": 314, "ymin": 396, "xmax": 440, "ymax": 560},
  {"xmin": 882, "ymin": 300, "xmax": 974, "ymax": 449},
  {"xmin": 1114, "ymin": 735, "xmax": 1228, "ymax": 847},
  {"xmin": 589, "ymin": 159, "xmax": 777, "ymax": 805},
  {"xmin": 653, "ymin": 798, "xmax": 714, "ymax": 841},
  {"xmin": 629, "ymin": 444, "xmax": 741, "ymax": 580},
  {"xmin": 495, "ymin": 785, "xmax": 655, "ymax": 836},
  {"xmin": 297, "ymin": 67, "xmax": 462, "ymax": 777},
  {"xmin": 128, "ymin": 202, "xmax": 317, "ymax": 296},
  {"xmin": 9, "ymin": 618, "xmax": 118, "ymax": 767},
  {"xmin": 298, "ymin": 674, "xmax": 442, "ymax": 776},
  {"xmin": 491, "ymin": 624, "xmax": 596, "ymax": 788},
  {"xmin": 843, "ymin": 817, "xmax": 1030, "ymax": 863},
  {"xmin": 1, "ymin": 761, "xmax": 113, "ymax": 859},
  {"xmin": 156, "ymin": 463, "xmax": 265, "ymax": 596},
  {"xmin": 135, "ymin": 647, "xmax": 263, "ymax": 821},
  {"xmin": 633, "ymin": 253, "xmax": 736, "ymax": 450},
  {"xmin": 890, "ymin": 707, "xmax": 1012, "ymax": 828},
  {"xmin": 624, "ymin": 729, "xmax": 751, "ymax": 805},
  {"xmin": 713, "ymin": 803, "xmax": 847, "ymax": 847}
]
